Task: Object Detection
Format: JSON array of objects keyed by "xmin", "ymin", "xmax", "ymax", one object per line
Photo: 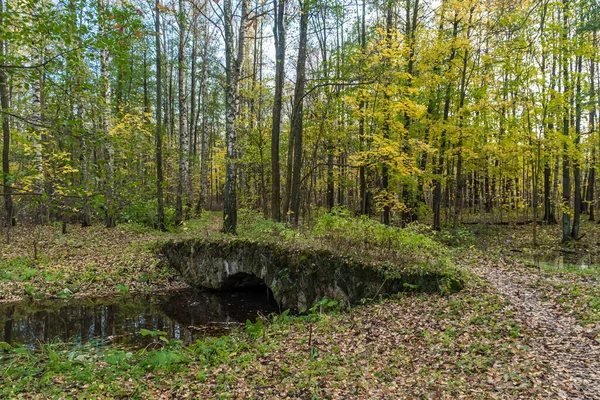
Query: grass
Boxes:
[
  {"xmin": 234, "ymin": 207, "xmax": 461, "ymax": 281},
  {"xmin": 543, "ymin": 282, "xmax": 600, "ymax": 325}
]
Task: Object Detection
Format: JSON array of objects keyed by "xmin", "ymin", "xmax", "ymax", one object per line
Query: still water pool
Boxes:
[{"xmin": 0, "ymin": 288, "xmax": 278, "ymax": 348}]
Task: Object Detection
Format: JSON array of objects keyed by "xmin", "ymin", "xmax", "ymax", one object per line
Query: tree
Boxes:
[
  {"xmin": 270, "ymin": 0, "xmax": 286, "ymax": 221},
  {"xmin": 561, "ymin": 0, "xmax": 572, "ymax": 243},
  {"xmin": 432, "ymin": 6, "xmax": 459, "ymax": 231},
  {"xmin": 0, "ymin": 0, "xmax": 12, "ymax": 227},
  {"xmin": 289, "ymin": 0, "xmax": 310, "ymax": 227},
  {"xmin": 223, "ymin": 0, "xmax": 250, "ymax": 234},
  {"xmin": 588, "ymin": 32, "xmax": 597, "ymax": 222},
  {"xmin": 176, "ymin": 0, "xmax": 189, "ymax": 225},
  {"xmin": 155, "ymin": 0, "xmax": 166, "ymax": 231},
  {"xmin": 99, "ymin": 0, "xmax": 116, "ymax": 228}
]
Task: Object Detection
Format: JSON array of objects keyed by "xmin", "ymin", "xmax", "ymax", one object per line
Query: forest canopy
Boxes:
[{"xmin": 1, "ymin": 0, "xmax": 599, "ymax": 242}]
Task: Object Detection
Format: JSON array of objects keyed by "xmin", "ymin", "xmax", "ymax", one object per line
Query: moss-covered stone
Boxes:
[{"xmin": 159, "ymin": 238, "xmax": 464, "ymax": 311}]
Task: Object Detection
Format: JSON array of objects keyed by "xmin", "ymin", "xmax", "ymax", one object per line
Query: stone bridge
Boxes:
[{"xmin": 159, "ymin": 238, "xmax": 461, "ymax": 311}]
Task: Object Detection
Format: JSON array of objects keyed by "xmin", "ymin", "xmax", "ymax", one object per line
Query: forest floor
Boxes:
[
  {"xmin": 1, "ymin": 215, "xmax": 600, "ymax": 399},
  {"xmin": 0, "ymin": 213, "xmax": 224, "ymax": 304},
  {"xmin": 459, "ymin": 220, "xmax": 600, "ymax": 399}
]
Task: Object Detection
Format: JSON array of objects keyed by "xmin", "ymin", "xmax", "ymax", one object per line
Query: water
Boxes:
[
  {"xmin": 0, "ymin": 288, "xmax": 279, "ymax": 349},
  {"xmin": 523, "ymin": 252, "xmax": 598, "ymax": 272}
]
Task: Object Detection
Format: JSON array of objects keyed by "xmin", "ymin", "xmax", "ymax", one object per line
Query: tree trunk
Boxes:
[
  {"xmin": 99, "ymin": 0, "xmax": 116, "ymax": 228},
  {"xmin": 155, "ymin": 0, "xmax": 166, "ymax": 231},
  {"xmin": 270, "ymin": 0, "xmax": 286, "ymax": 221},
  {"xmin": 223, "ymin": 0, "xmax": 250, "ymax": 234},
  {"xmin": 327, "ymin": 144, "xmax": 335, "ymax": 211},
  {"xmin": 571, "ymin": 54, "xmax": 582, "ymax": 239},
  {"xmin": 289, "ymin": 0, "xmax": 309, "ymax": 227},
  {"xmin": 540, "ymin": 4, "xmax": 557, "ymax": 225},
  {"xmin": 589, "ymin": 35, "xmax": 597, "ymax": 222},
  {"xmin": 190, "ymin": 10, "xmax": 198, "ymax": 171},
  {"xmin": 31, "ymin": 50, "xmax": 44, "ymax": 202},
  {"xmin": 433, "ymin": 11, "xmax": 458, "ymax": 231},
  {"xmin": 359, "ymin": 0, "xmax": 368, "ymax": 215},
  {"xmin": 197, "ymin": 10, "xmax": 209, "ymax": 214},
  {"xmin": 381, "ymin": 4, "xmax": 394, "ymax": 226},
  {"xmin": 561, "ymin": 0, "xmax": 571, "ymax": 243},
  {"xmin": 176, "ymin": 0, "xmax": 189, "ymax": 225},
  {"xmin": 452, "ymin": 8, "xmax": 473, "ymax": 243},
  {"xmin": 0, "ymin": 0, "xmax": 13, "ymax": 227},
  {"xmin": 401, "ymin": 0, "xmax": 419, "ymax": 226}
]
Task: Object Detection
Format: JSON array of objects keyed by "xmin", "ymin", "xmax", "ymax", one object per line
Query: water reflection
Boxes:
[
  {"xmin": 524, "ymin": 252, "xmax": 597, "ymax": 271},
  {"xmin": 0, "ymin": 288, "xmax": 278, "ymax": 348}
]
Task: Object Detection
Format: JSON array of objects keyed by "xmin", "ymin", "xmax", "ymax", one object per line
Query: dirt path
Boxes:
[{"xmin": 471, "ymin": 258, "xmax": 600, "ymax": 399}]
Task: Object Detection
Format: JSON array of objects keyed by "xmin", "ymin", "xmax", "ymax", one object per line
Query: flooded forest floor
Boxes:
[{"xmin": 1, "ymin": 214, "xmax": 600, "ymax": 399}]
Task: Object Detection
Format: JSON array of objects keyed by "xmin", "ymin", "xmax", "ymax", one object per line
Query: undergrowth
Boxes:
[{"xmin": 0, "ymin": 285, "xmax": 539, "ymax": 399}]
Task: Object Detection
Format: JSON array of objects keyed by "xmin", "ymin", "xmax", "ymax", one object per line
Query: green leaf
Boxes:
[
  {"xmin": 140, "ymin": 329, "xmax": 167, "ymax": 337},
  {"xmin": 0, "ymin": 341, "xmax": 12, "ymax": 351}
]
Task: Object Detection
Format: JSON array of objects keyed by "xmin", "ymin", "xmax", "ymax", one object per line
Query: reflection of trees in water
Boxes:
[
  {"xmin": 81, "ymin": 307, "xmax": 90, "ymax": 342},
  {"xmin": 3, "ymin": 305, "xmax": 13, "ymax": 344},
  {"xmin": 160, "ymin": 288, "xmax": 277, "ymax": 327},
  {"xmin": 161, "ymin": 291, "xmax": 226, "ymax": 325},
  {"xmin": 0, "ymin": 289, "xmax": 278, "ymax": 347}
]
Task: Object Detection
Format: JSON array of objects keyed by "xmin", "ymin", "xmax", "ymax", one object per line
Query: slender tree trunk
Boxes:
[
  {"xmin": 588, "ymin": 34, "xmax": 597, "ymax": 222},
  {"xmin": 327, "ymin": 145, "xmax": 335, "ymax": 211},
  {"xmin": 31, "ymin": 52, "xmax": 44, "ymax": 202},
  {"xmin": 452, "ymin": 8, "xmax": 473, "ymax": 243},
  {"xmin": 283, "ymin": 116, "xmax": 294, "ymax": 218},
  {"xmin": 68, "ymin": 0, "xmax": 91, "ymax": 228},
  {"xmin": 155, "ymin": 0, "xmax": 166, "ymax": 231},
  {"xmin": 197, "ymin": 12, "xmax": 209, "ymax": 214},
  {"xmin": 99, "ymin": 0, "xmax": 116, "ymax": 228},
  {"xmin": 289, "ymin": 0, "xmax": 309, "ymax": 227},
  {"xmin": 540, "ymin": 4, "xmax": 557, "ymax": 225},
  {"xmin": 0, "ymin": 0, "xmax": 13, "ymax": 227},
  {"xmin": 401, "ymin": 0, "xmax": 419, "ymax": 226},
  {"xmin": 256, "ymin": 10, "xmax": 268, "ymax": 218},
  {"xmin": 223, "ymin": 0, "xmax": 249, "ymax": 234},
  {"xmin": 359, "ymin": 0, "xmax": 368, "ymax": 215},
  {"xmin": 571, "ymin": 55, "xmax": 582, "ymax": 239},
  {"xmin": 189, "ymin": 10, "xmax": 198, "ymax": 205},
  {"xmin": 552, "ymin": 154, "xmax": 560, "ymax": 217},
  {"xmin": 433, "ymin": 12, "xmax": 458, "ymax": 231},
  {"xmin": 223, "ymin": 0, "xmax": 237, "ymax": 233},
  {"xmin": 544, "ymin": 99, "xmax": 557, "ymax": 224},
  {"xmin": 561, "ymin": 0, "xmax": 571, "ymax": 242},
  {"xmin": 381, "ymin": 4, "xmax": 394, "ymax": 226},
  {"xmin": 176, "ymin": 0, "xmax": 189, "ymax": 225},
  {"xmin": 270, "ymin": 0, "xmax": 286, "ymax": 221}
]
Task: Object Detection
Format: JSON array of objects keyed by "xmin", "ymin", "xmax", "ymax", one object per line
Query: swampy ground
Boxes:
[{"xmin": 1, "ymin": 212, "xmax": 599, "ymax": 399}]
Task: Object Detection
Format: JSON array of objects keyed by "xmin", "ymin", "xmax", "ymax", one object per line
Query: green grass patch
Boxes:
[
  {"xmin": 0, "ymin": 256, "xmax": 46, "ymax": 282},
  {"xmin": 550, "ymin": 282, "xmax": 600, "ymax": 325}
]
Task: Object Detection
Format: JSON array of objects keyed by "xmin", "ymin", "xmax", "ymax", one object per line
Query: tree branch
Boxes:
[{"xmin": 0, "ymin": 110, "xmax": 52, "ymax": 129}]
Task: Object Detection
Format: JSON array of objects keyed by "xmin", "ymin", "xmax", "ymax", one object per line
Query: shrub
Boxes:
[{"xmin": 121, "ymin": 200, "xmax": 175, "ymax": 230}]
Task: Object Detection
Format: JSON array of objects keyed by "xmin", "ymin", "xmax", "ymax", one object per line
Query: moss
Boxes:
[{"xmin": 160, "ymin": 237, "xmax": 466, "ymax": 310}]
